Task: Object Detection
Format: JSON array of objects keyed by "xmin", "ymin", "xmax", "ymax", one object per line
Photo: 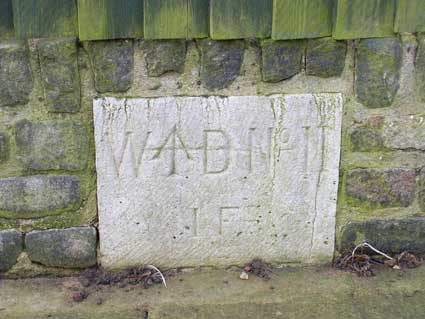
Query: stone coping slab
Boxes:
[
  {"xmin": 1, "ymin": 266, "xmax": 425, "ymax": 319},
  {"xmin": 94, "ymin": 94, "xmax": 343, "ymax": 268}
]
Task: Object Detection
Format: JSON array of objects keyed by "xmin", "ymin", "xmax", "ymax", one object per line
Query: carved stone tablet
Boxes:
[{"xmin": 94, "ymin": 94, "xmax": 343, "ymax": 268}]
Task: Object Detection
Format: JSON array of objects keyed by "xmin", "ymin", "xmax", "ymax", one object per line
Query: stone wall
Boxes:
[{"xmin": 0, "ymin": 34, "xmax": 424, "ymax": 275}]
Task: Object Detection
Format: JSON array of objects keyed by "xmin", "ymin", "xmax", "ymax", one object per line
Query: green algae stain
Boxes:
[
  {"xmin": 272, "ymin": 0, "xmax": 333, "ymax": 40},
  {"xmin": 210, "ymin": 0, "xmax": 272, "ymax": 40},
  {"xmin": 78, "ymin": 0, "xmax": 143, "ymax": 41},
  {"xmin": 13, "ymin": 0, "xmax": 78, "ymax": 39},
  {"xmin": 144, "ymin": 0, "xmax": 188, "ymax": 39}
]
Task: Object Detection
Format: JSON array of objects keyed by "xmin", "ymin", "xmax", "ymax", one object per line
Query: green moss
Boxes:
[
  {"xmin": 13, "ymin": 0, "xmax": 78, "ymax": 39},
  {"xmin": 144, "ymin": 0, "xmax": 188, "ymax": 39},
  {"xmin": 210, "ymin": 0, "xmax": 272, "ymax": 39},
  {"xmin": 272, "ymin": 0, "xmax": 332, "ymax": 40},
  {"xmin": 0, "ymin": 0, "xmax": 14, "ymax": 39},
  {"xmin": 78, "ymin": 0, "xmax": 143, "ymax": 41},
  {"xmin": 333, "ymin": 0, "xmax": 396, "ymax": 39},
  {"xmin": 395, "ymin": 0, "xmax": 425, "ymax": 32}
]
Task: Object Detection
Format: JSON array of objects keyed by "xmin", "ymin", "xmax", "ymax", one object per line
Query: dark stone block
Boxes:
[
  {"xmin": 356, "ymin": 38, "xmax": 401, "ymax": 108},
  {"xmin": 0, "ymin": 132, "xmax": 9, "ymax": 162},
  {"xmin": 38, "ymin": 37, "xmax": 80, "ymax": 113},
  {"xmin": 0, "ymin": 229, "xmax": 23, "ymax": 272},
  {"xmin": 345, "ymin": 168, "xmax": 415, "ymax": 208},
  {"xmin": 261, "ymin": 40, "xmax": 304, "ymax": 83},
  {"xmin": 26, "ymin": 227, "xmax": 97, "ymax": 268},
  {"xmin": 341, "ymin": 218, "xmax": 425, "ymax": 254},
  {"xmin": 15, "ymin": 120, "xmax": 88, "ymax": 171},
  {"xmin": 306, "ymin": 38, "xmax": 346, "ymax": 78},
  {"xmin": 0, "ymin": 41, "xmax": 33, "ymax": 107},
  {"xmin": 0, "ymin": 175, "xmax": 81, "ymax": 218},
  {"xmin": 87, "ymin": 40, "xmax": 133, "ymax": 93},
  {"xmin": 143, "ymin": 40, "xmax": 186, "ymax": 77},
  {"xmin": 200, "ymin": 40, "xmax": 244, "ymax": 90},
  {"xmin": 349, "ymin": 127, "xmax": 384, "ymax": 152}
]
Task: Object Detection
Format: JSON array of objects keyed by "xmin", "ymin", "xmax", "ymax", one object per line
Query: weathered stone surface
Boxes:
[
  {"xmin": 345, "ymin": 169, "xmax": 415, "ymax": 208},
  {"xmin": 94, "ymin": 94, "xmax": 343, "ymax": 268},
  {"xmin": 143, "ymin": 40, "xmax": 186, "ymax": 77},
  {"xmin": 416, "ymin": 34, "xmax": 425, "ymax": 102},
  {"xmin": 15, "ymin": 120, "xmax": 88, "ymax": 171},
  {"xmin": 87, "ymin": 40, "xmax": 133, "ymax": 93},
  {"xmin": 419, "ymin": 168, "xmax": 425, "ymax": 212},
  {"xmin": 0, "ymin": 41, "xmax": 33, "ymax": 107},
  {"xmin": 0, "ymin": 175, "xmax": 81, "ymax": 218},
  {"xmin": 200, "ymin": 40, "xmax": 244, "ymax": 90},
  {"xmin": 383, "ymin": 116, "xmax": 425, "ymax": 151},
  {"xmin": 38, "ymin": 37, "xmax": 80, "ymax": 113},
  {"xmin": 341, "ymin": 219, "xmax": 425, "ymax": 254},
  {"xmin": 306, "ymin": 38, "xmax": 346, "ymax": 78},
  {"xmin": 356, "ymin": 38, "xmax": 401, "ymax": 108},
  {"xmin": 25, "ymin": 227, "xmax": 97, "ymax": 268},
  {"xmin": 349, "ymin": 127, "xmax": 384, "ymax": 152},
  {"xmin": 0, "ymin": 132, "xmax": 9, "ymax": 162},
  {"xmin": 261, "ymin": 40, "xmax": 304, "ymax": 82},
  {"xmin": 0, "ymin": 229, "xmax": 22, "ymax": 271}
]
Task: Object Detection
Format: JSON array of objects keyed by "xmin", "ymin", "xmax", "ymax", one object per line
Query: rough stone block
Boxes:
[
  {"xmin": 419, "ymin": 168, "xmax": 425, "ymax": 212},
  {"xmin": 416, "ymin": 34, "xmax": 425, "ymax": 102},
  {"xmin": 25, "ymin": 227, "xmax": 97, "ymax": 268},
  {"xmin": 349, "ymin": 127, "xmax": 384, "ymax": 152},
  {"xmin": 0, "ymin": 132, "xmax": 9, "ymax": 162},
  {"xmin": 87, "ymin": 40, "xmax": 133, "ymax": 93},
  {"xmin": 15, "ymin": 120, "xmax": 88, "ymax": 171},
  {"xmin": 0, "ymin": 230, "xmax": 23, "ymax": 272},
  {"xmin": 0, "ymin": 175, "xmax": 81, "ymax": 218},
  {"xmin": 200, "ymin": 40, "xmax": 244, "ymax": 90},
  {"xmin": 0, "ymin": 41, "xmax": 33, "ymax": 107},
  {"xmin": 94, "ymin": 94, "xmax": 343, "ymax": 268},
  {"xmin": 38, "ymin": 37, "xmax": 80, "ymax": 113},
  {"xmin": 306, "ymin": 38, "xmax": 346, "ymax": 78},
  {"xmin": 382, "ymin": 116, "xmax": 425, "ymax": 151},
  {"xmin": 356, "ymin": 38, "xmax": 402, "ymax": 108},
  {"xmin": 345, "ymin": 168, "xmax": 416, "ymax": 208},
  {"xmin": 143, "ymin": 40, "xmax": 186, "ymax": 77},
  {"xmin": 341, "ymin": 218, "xmax": 425, "ymax": 254},
  {"xmin": 261, "ymin": 40, "xmax": 304, "ymax": 82}
]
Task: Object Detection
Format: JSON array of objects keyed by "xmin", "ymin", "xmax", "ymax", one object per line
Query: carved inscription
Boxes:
[
  {"xmin": 106, "ymin": 125, "xmax": 275, "ymax": 177},
  {"xmin": 94, "ymin": 95, "xmax": 343, "ymax": 268}
]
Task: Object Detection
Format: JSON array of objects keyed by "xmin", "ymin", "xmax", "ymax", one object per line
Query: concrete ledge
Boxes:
[{"xmin": 1, "ymin": 266, "xmax": 425, "ymax": 318}]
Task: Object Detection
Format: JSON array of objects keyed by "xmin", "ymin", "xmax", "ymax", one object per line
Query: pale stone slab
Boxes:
[{"xmin": 94, "ymin": 94, "xmax": 343, "ymax": 268}]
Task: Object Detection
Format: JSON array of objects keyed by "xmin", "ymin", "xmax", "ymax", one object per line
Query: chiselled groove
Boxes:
[
  {"xmin": 248, "ymin": 127, "xmax": 274, "ymax": 173},
  {"xmin": 151, "ymin": 125, "xmax": 192, "ymax": 176},
  {"xmin": 203, "ymin": 129, "xmax": 230, "ymax": 175},
  {"xmin": 192, "ymin": 208, "xmax": 199, "ymax": 236}
]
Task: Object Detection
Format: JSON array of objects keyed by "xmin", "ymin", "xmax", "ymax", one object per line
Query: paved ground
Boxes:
[{"xmin": 1, "ymin": 265, "xmax": 425, "ymax": 318}]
